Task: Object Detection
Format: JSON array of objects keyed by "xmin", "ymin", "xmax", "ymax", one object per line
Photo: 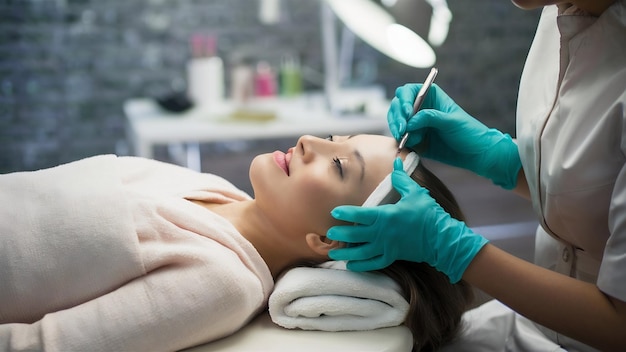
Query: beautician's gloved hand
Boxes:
[
  {"xmin": 388, "ymin": 83, "xmax": 521, "ymax": 189},
  {"xmin": 328, "ymin": 158, "xmax": 489, "ymax": 283}
]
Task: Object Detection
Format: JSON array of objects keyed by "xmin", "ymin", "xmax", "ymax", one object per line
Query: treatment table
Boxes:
[{"xmin": 182, "ymin": 311, "xmax": 413, "ymax": 352}]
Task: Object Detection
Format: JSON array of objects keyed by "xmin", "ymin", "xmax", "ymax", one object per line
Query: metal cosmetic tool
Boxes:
[{"xmin": 397, "ymin": 67, "xmax": 438, "ymax": 153}]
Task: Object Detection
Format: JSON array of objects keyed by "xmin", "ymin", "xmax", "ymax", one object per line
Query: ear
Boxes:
[{"xmin": 305, "ymin": 232, "xmax": 342, "ymax": 257}]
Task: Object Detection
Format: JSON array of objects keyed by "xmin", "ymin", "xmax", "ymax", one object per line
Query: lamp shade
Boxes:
[
  {"xmin": 325, "ymin": 0, "xmax": 435, "ymax": 68},
  {"xmin": 380, "ymin": 0, "xmax": 452, "ymax": 47}
]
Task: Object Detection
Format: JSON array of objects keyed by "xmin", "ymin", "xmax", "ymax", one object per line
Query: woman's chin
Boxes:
[{"xmin": 511, "ymin": 0, "xmax": 558, "ymax": 10}]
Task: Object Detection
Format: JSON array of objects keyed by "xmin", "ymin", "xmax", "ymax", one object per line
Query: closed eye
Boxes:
[
  {"xmin": 333, "ymin": 157, "xmax": 344, "ymax": 178},
  {"xmin": 327, "ymin": 135, "xmax": 343, "ymax": 178}
]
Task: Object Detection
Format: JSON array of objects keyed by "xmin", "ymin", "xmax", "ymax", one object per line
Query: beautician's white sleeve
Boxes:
[{"xmin": 600, "ymin": 159, "xmax": 626, "ymax": 302}]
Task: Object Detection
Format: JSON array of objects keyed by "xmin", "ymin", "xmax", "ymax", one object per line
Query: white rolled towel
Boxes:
[{"xmin": 268, "ymin": 261, "xmax": 409, "ymax": 331}]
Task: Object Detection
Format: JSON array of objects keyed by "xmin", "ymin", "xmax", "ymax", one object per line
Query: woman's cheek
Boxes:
[{"xmin": 300, "ymin": 180, "xmax": 342, "ymax": 215}]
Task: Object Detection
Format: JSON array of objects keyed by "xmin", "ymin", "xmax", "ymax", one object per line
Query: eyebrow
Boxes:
[
  {"xmin": 354, "ymin": 149, "xmax": 365, "ymax": 182},
  {"xmin": 340, "ymin": 134, "xmax": 365, "ymax": 181}
]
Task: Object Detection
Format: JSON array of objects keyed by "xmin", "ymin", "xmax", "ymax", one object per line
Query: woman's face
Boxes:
[{"xmin": 249, "ymin": 134, "xmax": 407, "ymax": 236}]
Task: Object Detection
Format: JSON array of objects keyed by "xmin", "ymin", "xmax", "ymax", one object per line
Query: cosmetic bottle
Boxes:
[
  {"xmin": 187, "ymin": 34, "xmax": 224, "ymax": 110},
  {"xmin": 230, "ymin": 59, "xmax": 254, "ymax": 104},
  {"xmin": 254, "ymin": 61, "xmax": 277, "ymax": 97},
  {"xmin": 279, "ymin": 55, "xmax": 302, "ymax": 97}
]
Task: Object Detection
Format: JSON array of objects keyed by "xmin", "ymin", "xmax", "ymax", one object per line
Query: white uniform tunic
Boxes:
[
  {"xmin": 442, "ymin": 2, "xmax": 626, "ymax": 351},
  {"xmin": 516, "ymin": 2, "xmax": 626, "ymax": 349},
  {"xmin": 517, "ymin": 2, "xmax": 626, "ymax": 300}
]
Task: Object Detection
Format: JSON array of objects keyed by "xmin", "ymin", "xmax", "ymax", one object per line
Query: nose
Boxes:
[{"xmin": 297, "ymin": 135, "xmax": 332, "ymax": 163}]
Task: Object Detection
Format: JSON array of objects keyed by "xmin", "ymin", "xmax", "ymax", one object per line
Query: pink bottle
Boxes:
[{"xmin": 254, "ymin": 61, "xmax": 277, "ymax": 97}]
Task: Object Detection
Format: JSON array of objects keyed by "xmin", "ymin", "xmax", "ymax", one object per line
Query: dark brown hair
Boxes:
[
  {"xmin": 291, "ymin": 161, "xmax": 472, "ymax": 351},
  {"xmin": 378, "ymin": 162, "xmax": 473, "ymax": 352}
]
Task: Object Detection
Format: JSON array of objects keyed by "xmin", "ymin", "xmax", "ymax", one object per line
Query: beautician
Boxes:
[{"xmin": 327, "ymin": 0, "xmax": 626, "ymax": 350}]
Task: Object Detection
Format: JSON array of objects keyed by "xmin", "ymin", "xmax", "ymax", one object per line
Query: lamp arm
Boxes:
[{"xmin": 321, "ymin": 1, "xmax": 339, "ymax": 114}]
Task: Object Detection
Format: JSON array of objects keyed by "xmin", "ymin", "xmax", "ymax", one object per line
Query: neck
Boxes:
[{"xmin": 209, "ymin": 200, "xmax": 317, "ymax": 279}]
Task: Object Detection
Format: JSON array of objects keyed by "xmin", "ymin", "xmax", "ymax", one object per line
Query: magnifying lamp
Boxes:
[
  {"xmin": 320, "ymin": 0, "xmax": 451, "ymax": 113},
  {"xmin": 324, "ymin": 0, "xmax": 452, "ymax": 68}
]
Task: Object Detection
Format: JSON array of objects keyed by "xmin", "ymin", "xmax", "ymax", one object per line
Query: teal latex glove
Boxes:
[
  {"xmin": 328, "ymin": 158, "xmax": 489, "ymax": 283},
  {"xmin": 387, "ymin": 83, "xmax": 521, "ymax": 190}
]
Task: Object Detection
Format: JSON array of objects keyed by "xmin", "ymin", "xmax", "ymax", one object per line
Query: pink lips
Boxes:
[{"xmin": 273, "ymin": 150, "xmax": 290, "ymax": 175}]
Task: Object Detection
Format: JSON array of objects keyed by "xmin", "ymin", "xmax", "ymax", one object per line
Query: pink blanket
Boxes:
[{"xmin": 0, "ymin": 155, "xmax": 273, "ymax": 351}]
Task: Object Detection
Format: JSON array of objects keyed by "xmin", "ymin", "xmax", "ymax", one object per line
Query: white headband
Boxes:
[{"xmin": 361, "ymin": 152, "xmax": 420, "ymax": 207}]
